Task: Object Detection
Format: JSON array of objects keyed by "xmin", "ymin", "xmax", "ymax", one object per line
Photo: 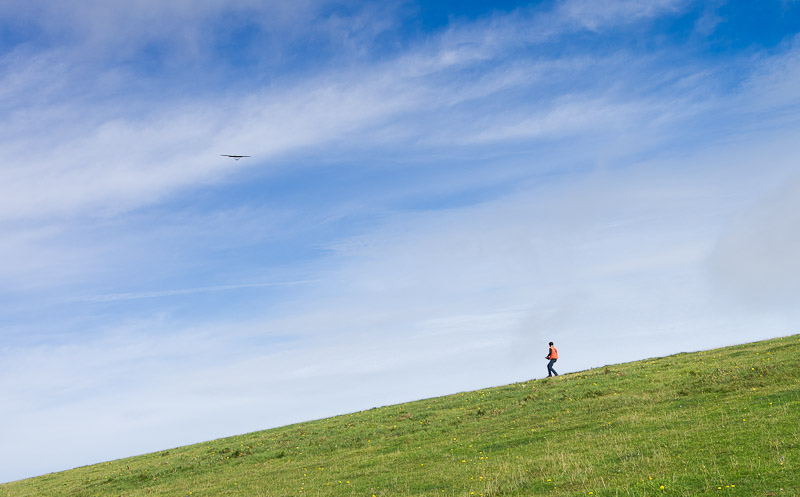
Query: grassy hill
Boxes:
[{"xmin": 4, "ymin": 334, "xmax": 799, "ymax": 497}]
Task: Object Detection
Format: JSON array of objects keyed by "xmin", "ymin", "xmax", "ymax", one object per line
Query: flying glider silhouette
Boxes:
[{"xmin": 221, "ymin": 154, "xmax": 251, "ymax": 161}]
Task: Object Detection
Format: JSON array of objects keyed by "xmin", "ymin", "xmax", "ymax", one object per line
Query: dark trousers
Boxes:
[{"xmin": 547, "ymin": 359, "xmax": 558, "ymax": 377}]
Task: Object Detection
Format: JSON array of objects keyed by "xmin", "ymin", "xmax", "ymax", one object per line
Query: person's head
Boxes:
[{"xmin": 549, "ymin": 342, "xmax": 554, "ymax": 346}]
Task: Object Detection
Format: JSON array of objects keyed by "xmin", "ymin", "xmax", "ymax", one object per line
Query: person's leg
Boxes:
[{"xmin": 548, "ymin": 359, "xmax": 558, "ymax": 376}]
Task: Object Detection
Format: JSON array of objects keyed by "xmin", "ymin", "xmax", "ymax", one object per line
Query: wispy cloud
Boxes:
[
  {"xmin": 0, "ymin": 0, "xmax": 718, "ymax": 228},
  {"xmin": 0, "ymin": 0, "xmax": 707, "ymax": 218},
  {"xmin": 73, "ymin": 280, "xmax": 314, "ymax": 303},
  {"xmin": 556, "ymin": 0, "xmax": 689, "ymax": 31}
]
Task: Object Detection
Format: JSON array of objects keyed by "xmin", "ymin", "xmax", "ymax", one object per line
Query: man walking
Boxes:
[{"xmin": 546, "ymin": 342, "xmax": 559, "ymax": 377}]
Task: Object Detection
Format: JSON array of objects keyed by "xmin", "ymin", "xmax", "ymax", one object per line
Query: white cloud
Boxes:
[
  {"xmin": 73, "ymin": 280, "xmax": 313, "ymax": 303},
  {"xmin": 738, "ymin": 35, "xmax": 800, "ymax": 117},
  {"xmin": 0, "ymin": 0, "xmax": 718, "ymax": 226},
  {"xmin": 709, "ymin": 176, "xmax": 800, "ymax": 309},
  {"xmin": 557, "ymin": 0, "xmax": 688, "ymax": 31}
]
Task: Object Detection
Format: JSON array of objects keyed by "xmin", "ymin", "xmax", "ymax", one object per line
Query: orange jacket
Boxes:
[{"xmin": 548, "ymin": 346, "xmax": 558, "ymax": 360}]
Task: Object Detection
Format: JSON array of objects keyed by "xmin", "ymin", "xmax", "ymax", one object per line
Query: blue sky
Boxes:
[{"xmin": 2, "ymin": 0, "xmax": 800, "ymax": 483}]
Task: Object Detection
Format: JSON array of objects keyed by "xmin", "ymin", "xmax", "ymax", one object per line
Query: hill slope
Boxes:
[{"xmin": 4, "ymin": 334, "xmax": 799, "ymax": 496}]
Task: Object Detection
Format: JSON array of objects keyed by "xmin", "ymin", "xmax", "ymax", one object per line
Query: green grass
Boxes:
[{"xmin": 4, "ymin": 334, "xmax": 799, "ymax": 496}]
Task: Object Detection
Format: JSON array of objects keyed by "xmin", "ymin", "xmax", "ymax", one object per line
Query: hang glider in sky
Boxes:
[{"xmin": 221, "ymin": 154, "xmax": 251, "ymax": 161}]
